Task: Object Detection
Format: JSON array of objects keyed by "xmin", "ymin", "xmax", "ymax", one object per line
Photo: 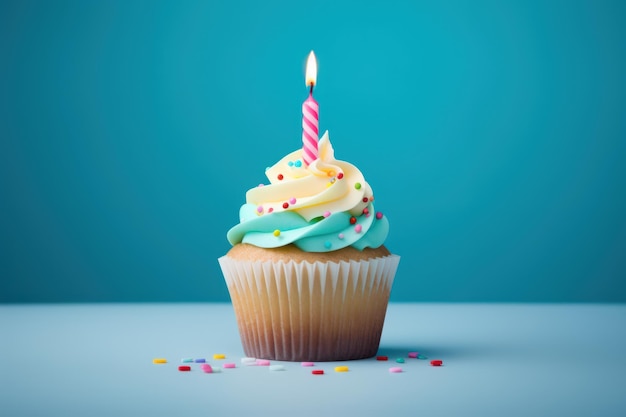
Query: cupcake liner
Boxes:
[{"xmin": 218, "ymin": 254, "xmax": 400, "ymax": 362}]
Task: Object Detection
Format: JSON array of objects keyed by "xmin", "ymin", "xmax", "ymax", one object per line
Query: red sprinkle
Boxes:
[
  {"xmin": 430, "ymin": 360, "xmax": 443, "ymax": 366},
  {"xmin": 362, "ymin": 197, "xmax": 369, "ymax": 203},
  {"xmin": 277, "ymin": 174, "xmax": 284, "ymax": 180},
  {"xmin": 337, "ymin": 173, "xmax": 344, "ymax": 179},
  {"xmin": 349, "ymin": 216, "xmax": 357, "ymax": 225},
  {"xmin": 282, "ymin": 202, "xmax": 289, "ymax": 209},
  {"xmin": 312, "ymin": 370, "xmax": 324, "ymax": 375},
  {"xmin": 268, "ymin": 207, "xmax": 274, "ymax": 213},
  {"xmin": 363, "ymin": 208, "xmax": 369, "ymax": 215},
  {"xmin": 178, "ymin": 366, "xmax": 191, "ymax": 372},
  {"xmin": 376, "ymin": 356, "xmax": 388, "ymax": 361}
]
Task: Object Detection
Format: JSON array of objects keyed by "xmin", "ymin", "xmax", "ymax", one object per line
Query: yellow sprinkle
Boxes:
[
  {"xmin": 334, "ymin": 366, "xmax": 349, "ymax": 372},
  {"xmin": 273, "ymin": 230, "xmax": 280, "ymax": 237},
  {"xmin": 152, "ymin": 358, "xmax": 167, "ymax": 364},
  {"xmin": 213, "ymin": 354, "xmax": 226, "ymax": 360}
]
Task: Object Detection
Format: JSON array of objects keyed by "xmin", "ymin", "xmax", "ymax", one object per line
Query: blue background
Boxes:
[{"xmin": 1, "ymin": 0, "xmax": 624, "ymax": 303}]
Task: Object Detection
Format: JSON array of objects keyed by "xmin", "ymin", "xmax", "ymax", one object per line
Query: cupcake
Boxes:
[{"xmin": 218, "ymin": 131, "xmax": 400, "ymax": 361}]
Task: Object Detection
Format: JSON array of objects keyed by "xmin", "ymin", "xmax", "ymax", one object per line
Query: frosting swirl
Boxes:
[{"xmin": 226, "ymin": 131, "xmax": 389, "ymax": 252}]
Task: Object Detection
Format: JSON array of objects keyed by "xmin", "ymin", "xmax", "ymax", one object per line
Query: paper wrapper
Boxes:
[{"xmin": 218, "ymin": 254, "xmax": 400, "ymax": 362}]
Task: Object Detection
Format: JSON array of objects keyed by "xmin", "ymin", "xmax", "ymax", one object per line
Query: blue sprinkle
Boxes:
[
  {"xmin": 195, "ymin": 358, "xmax": 206, "ymax": 363},
  {"xmin": 288, "ymin": 161, "xmax": 294, "ymax": 167},
  {"xmin": 324, "ymin": 241, "xmax": 332, "ymax": 249},
  {"xmin": 295, "ymin": 160, "xmax": 302, "ymax": 168}
]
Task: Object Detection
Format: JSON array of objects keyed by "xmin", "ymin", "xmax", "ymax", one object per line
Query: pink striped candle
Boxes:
[{"xmin": 302, "ymin": 51, "xmax": 319, "ymax": 166}]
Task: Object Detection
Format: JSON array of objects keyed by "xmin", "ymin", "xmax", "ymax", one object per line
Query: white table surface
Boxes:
[{"xmin": 1, "ymin": 303, "xmax": 625, "ymax": 417}]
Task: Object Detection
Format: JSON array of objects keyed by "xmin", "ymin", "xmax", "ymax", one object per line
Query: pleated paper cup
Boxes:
[{"xmin": 218, "ymin": 254, "xmax": 400, "ymax": 362}]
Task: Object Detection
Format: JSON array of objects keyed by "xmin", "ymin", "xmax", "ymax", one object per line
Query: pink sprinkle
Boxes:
[
  {"xmin": 268, "ymin": 208, "xmax": 274, "ymax": 213},
  {"xmin": 223, "ymin": 363, "xmax": 236, "ymax": 369},
  {"xmin": 355, "ymin": 224, "xmax": 363, "ymax": 233},
  {"xmin": 258, "ymin": 184, "xmax": 265, "ymax": 187},
  {"xmin": 323, "ymin": 211, "xmax": 331, "ymax": 218},
  {"xmin": 376, "ymin": 212, "xmax": 383, "ymax": 220},
  {"xmin": 289, "ymin": 197, "xmax": 297, "ymax": 205},
  {"xmin": 408, "ymin": 352, "xmax": 418, "ymax": 358},
  {"xmin": 256, "ymin": 206, "xmax": 263, "ymax": 213},
  {"xmin": 301, "ymin": 362, "xmax": 315, "ymax": 367},
  {"xmin": 256, "ymin": 359, "xmax": 270, "ymax": 366},
  {"xmin": 338, "ymin": 233, "xmax": 344, "ymax": 240},
  {"xmin": 201, "ymin": 364, "xmax": 213, "ymax": 373},
  {"xmin": 389, "ymin": 367, "xmax": 403, "ymax": 373}
]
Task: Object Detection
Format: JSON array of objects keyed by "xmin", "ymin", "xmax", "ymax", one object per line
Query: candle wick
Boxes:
[{"xmin": 309, "ymin": 83, "xmax": 314, "ymax": 95}]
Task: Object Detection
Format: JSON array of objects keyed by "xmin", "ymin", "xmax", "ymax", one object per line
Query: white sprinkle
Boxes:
[
  {"xmin": 269, "ymin": 365, "xmax": 286, "ymax": 371},
  {"xmin": 241, "ymin": 357, "xmax": 257, "ymax": 365}
]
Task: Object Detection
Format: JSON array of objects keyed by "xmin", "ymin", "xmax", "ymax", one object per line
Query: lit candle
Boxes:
[{"xmin": 302, "ymin": 51, "xmax": 319, "ymax": 166}]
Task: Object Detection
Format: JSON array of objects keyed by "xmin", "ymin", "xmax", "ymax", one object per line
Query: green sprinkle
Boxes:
[
  {"xmin": 354, "ymin": 182, "xmax": 362, "ymax": 190},
  {"xmin": 417, "ymin": 354, "xmax": 428, "ymax": 360},
  {"xmin": 396, "ymin": 358, "xmax": 405, "ymax": 363},
  {"xmin": 181, "ymin": 358, "xmax": 193, "ymax": 363}
]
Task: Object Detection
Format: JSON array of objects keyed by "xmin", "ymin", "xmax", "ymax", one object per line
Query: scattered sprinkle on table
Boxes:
[
  {"xmin": 213, "ymin": 354, "xmax": 226, "ymax": 360},
  {"xmin": 181, "ymin": 358, "xmax": 193, "ymax": 363},
  {"xmin": 418, "ymin": 354, "xmax": 428, "ymax": 360},
  {"xmin": 223, "ymin": 363, "xmax": 236, "ymax": 369},
  {"xmin": 256, "ymin": 359, "xmax": 270, "ymax": 366},
  {"xmin": 194, "ymin": 358, "xmax": 206, "ymax": 363},
  {"xmin": 201, "ymin": 364, "xmax": 213, "ymax": 373},
  {"xmin": 376, "ymin": 356, "xmax": 388, "ymax": 361},
  {"xmin": 408, "ymin": 352, "xmax": 418, "ymax": 358},
  {"xmin": 301, "ymin": 362, "xmax": 315, "ymax": 367},
  {"xmin": 395, "ymin": 358, "xmax": 405, "ymax": 363},
  {"xmin": 389, "ymin": 367, "xmax": 403, "ymax": 373},
  {"xmin": 269, "ymin": 365, "xmax": 286, "ymax": 371},
  {"xmin": 312, "ymin": 370, "xmax": 324, "ymax": 375},
  {"xmin": 152, "ymin": 358, "xmax": 167, "ymax": 364},
  {"xmin": 334, "ymin": 366, "xmax": 349, "ymax": 373},
  {"xmin": 430, "ymin": 360, "xmax": 443, "ymax": 366},
  {"xmin": 178, "ymin": 366, "xmax": 191, "ymax": 372},
  {"xmin": 241, "ymin": 357, "xmax": 257, "ymax": 365}
]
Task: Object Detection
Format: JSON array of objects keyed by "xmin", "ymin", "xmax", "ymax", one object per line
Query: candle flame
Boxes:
[{"xmin": 305, "ymin": 50, "xmax": 317, "ymax": 88}]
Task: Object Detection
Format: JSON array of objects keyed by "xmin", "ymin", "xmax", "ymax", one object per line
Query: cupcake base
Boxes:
[{"xmin": 219, "ymin": 244, "xmax": 400, "ymax": 362}]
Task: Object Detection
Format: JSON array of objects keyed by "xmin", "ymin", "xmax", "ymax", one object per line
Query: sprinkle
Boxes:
[
  {"xmin": 323, "ymin": 211, "xmax": 331, "ymax": 218},
  {"xmin": 194, "ymin": 358, "xmax": 206, "ymax": 363},
  {"xmin": 269, "ymin": 365, "xmax": 286, "ymax": 371},
  {"xmin": 213, "ymin": 354, "xmax": 226, "ymax": 360},
  {"xmin": 273, "ymin": 229, "xmax": 280, "ymax": 237},
  {"xmin": 289, "ymin": 197, "xmax": 296, "ymax": 205},
  {"xmin": 181, "ymin": 358, "xmax": 193, "ymax": 363},
  {"xmin": 258, "ymin": 183, "xmax": 265, "ymax": 187},
  {"xmin": 355, "ymin": 224, "xmax": 363, "ymax": 233},
  {"xmin": 327, "ymin": 170, "xmax": 336, "ymax": 177},
  {"xmin": 430, "ymin": 360, "xmax": 443, "ymax": 366},
  {"xmin": 241, "ymin": 357, "xmax": 257, "ymax": 365},
  {"xmin": 334, "ymin": 366, "xmax": 349, "ymax": 373},
  {"xmin": 396, "ymin": 358, "xmax": 405, "ymax": 363},
  {"xmin": 362, "ymin": 197, "xmax": 369, "ymax": 203},
  {"xmin": 312, "ymin": 370, "xmax": 324, "ymax": 375},
  {"xmin": 282, "ymin": 202, "xmax": 289, "ymax": 209},
  {"xmin": 418, "ymin": 354, "xmax": 428, "ymax": 360},
  {"xmin": 256, "ymin": 206, "xmax": 264, "ymax": 214},
  {"xmin": 178, "ymin": 366, "xmax": 191, "ymax": 372},
  {"xmin": 268, "ymin": 207, "xmax": 274, "ymax": 213},
  {"xmin": 288, "ymin": 161, "xmax": 294, "ymax": 167},
  {"xmin": 277, "ymin": 174, "xmax": 284, "ymax": 180},
  {"xmin": 376, "ymin": 356, "xmax": 388, "ymax": 361},
  {"xmin": 201, "ymin": 364, "xmax": 213, "ymax": 373},
  {"xmin": 362, "ymin": 208, "xmax": 369, "ymax": 216},
  {"xmin": 338, "ymin": 233, "xmax": 344, "ymax": 240},
  {"xmin": 354, "ymin": 182, "xmax": 362, "ymax": 190},
  {"xmin": 223, "ymin": 363, "xmax": 236, "ymax": 369},
  {"xmin": 389, "ymin": 367, "xmax": 403, "ymax": 373},
  {"xmin": 370, "ymin": 196, "xmax": 374, "ymax": 201},
  {"xmin": 337, "ymin": 172, "xmax": 344, "ymax": 179},
  {"xmin": 376, "ymin": 212, "xmax": 383, "ymax": 220},
  {"xmin": 301, "ymin": 362, "xmax": 315, "ymax": 367},
  {"xmin": 256, "ymin": 359, "xmax": 271, "ymax": 366},
  {"xmin": 408, "ymin": 352, "xmax": 418, "ymax": 358},
  {"xmin": 349, "ymin": 216, "xmax": 357, "ymax": 225},
  {"xmin": 324, "ymin": 241, "xmax": 331, "ymax": 249},
  {"xmin": 152, "ymin": 358, "xmax": 167, "ymax": 364},
  {"xmin": 295, "ymin": 160, "xmax": 302, "ymax": 168}
]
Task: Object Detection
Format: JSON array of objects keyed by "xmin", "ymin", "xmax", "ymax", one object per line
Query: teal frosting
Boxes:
[{"xmin": 226, "ymin": 202, "xmax": 389, "ymax": 252}]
